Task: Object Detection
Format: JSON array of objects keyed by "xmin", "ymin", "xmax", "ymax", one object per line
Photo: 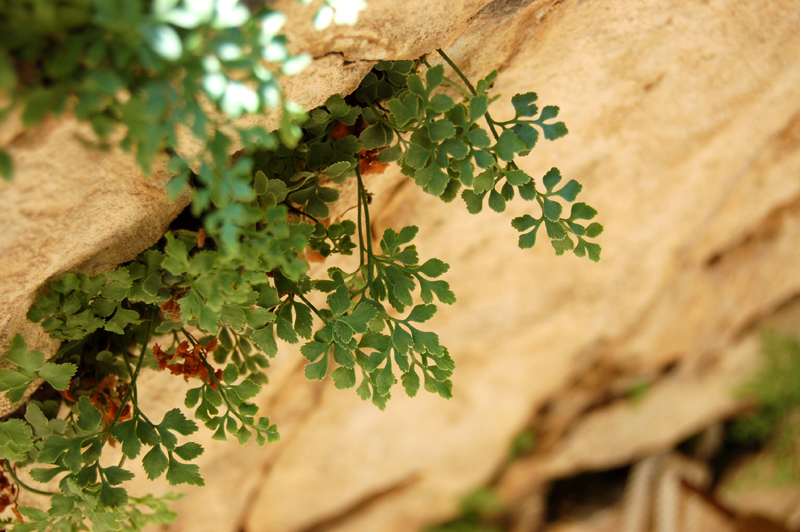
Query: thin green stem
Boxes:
[
  {"xmin": 3, "ymin": 460, "xmax": 57, "ymax": 496},
  {"xmin": 356, "ymin": 172, "xmax": 367, "ymax": 269},
  {"xmin": 54, "ymin": 338, "xmax": 86, "ymax": 359},
  {"xmin": 287, "ymin": 204, "xmax": 341, "ymax": 251},
  {"xmin": 436, "ymin": 48, "xmax": 477, "ymax": 94},
  {"xmin": 286, "ymin": 204, "xmax": 322, "ymax": 225},
  {"xmin": 440, "ymin": 76, "xmax": 472, "ymax": 98},
  {"xmin": 436, "ymin": 48, "xmax": 502, "ymax": 141},
  {"xmin": 295, "ymin": 292, "xmax": 327, "ymax": 323},
  {"xmin": 101, "ymin": 318, "xmax": 154, "ymax": 445},
  {"xmin": 355, "ymin": 166, "xmax": 377, "ymax": 299}
]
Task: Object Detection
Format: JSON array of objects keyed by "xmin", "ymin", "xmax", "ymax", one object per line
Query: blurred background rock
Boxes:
[{"xmin": 2, "ymin": 0, "xmax": 799, "ymax": 530}]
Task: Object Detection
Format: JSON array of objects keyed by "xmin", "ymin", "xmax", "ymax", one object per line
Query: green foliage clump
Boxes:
[
  {"xmin": 0, "ymin": 3, "xmax": 602, "ymax": 529},
  {"xmin": 730, "ymin": 331, "xmax": 800, "ymax": 482},
  {"xmin": 424, "ymin": 487, "xmax": 506, "ymax": 532}
]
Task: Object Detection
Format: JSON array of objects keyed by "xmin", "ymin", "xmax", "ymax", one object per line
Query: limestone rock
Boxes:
[{"xmin": 2, "ymin": 0, "xmax": 800, "ymax": 531}]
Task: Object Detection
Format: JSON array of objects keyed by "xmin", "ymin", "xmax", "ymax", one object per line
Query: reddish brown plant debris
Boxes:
[{"xmin": 153, "ymin": 341, "xmax": 223, "ymax": 390}]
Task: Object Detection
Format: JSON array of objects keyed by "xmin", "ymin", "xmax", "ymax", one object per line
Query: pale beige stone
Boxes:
[{"xmin": 2, "ymin": 0, "xmax": 800, "ymax": 531}]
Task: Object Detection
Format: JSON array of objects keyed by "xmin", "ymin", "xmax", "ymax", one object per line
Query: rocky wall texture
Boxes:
[{"xmin": 3, "ymin": 0, "xmax": 800, "ymax": 531}]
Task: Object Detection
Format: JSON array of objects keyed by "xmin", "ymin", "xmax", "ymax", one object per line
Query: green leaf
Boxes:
[
  {"xmin": 37, "ymin": 362, "xmax": 77, "ymax": 391},
  {"xmin": 542, "ymin": 167, "xmax": 562, "ymax": 192},
  {"xmin": 102, "ymin": 269, "xmax": 133, "ymax": 300},
  {"xmin": 542, "ymin": 198, "xmax": 563, "ymax": 221},
  {"xmin": 569, "ymin": 202, "xmax": 598, "ymax": 221},
  {"xmin": 428, "ymin": 119, "xmax": 456, "ymax": 142},
  {"xmin": 551, "ymin": 235, "xmax": 575, "ymax": 255},
  {"xmin": 220, "ymin": 305, "xmax": 246, "ymax": 331},
  {"xmin": 360, "ymin": 123, "xmax": 393, "ymax": 150},
  {"xmin": 356, "ymin": 378, "xmax": 371, "ymax": 400},
  {"xmin": 341, "ymin": 303, "xmax": 378, "ymax": 334},
  {"xmin": 429, "ymin": 93, "xmax": 455, "ymax": 113},
  {"xmin": 257, "ymin": 285, "xmax": 281, "ymax": 309},
  {"xmin": 112, "ymin": 420, "xmax": 141, "ymax": 459},
  {"xmin": 29, "ymin": 467, "xmax": 64, "ymax": 483},
  {"xmin": 375, "ymin": 364, "xmax": 395, "ymax": 396},
  {"xmin": 388, "ymin": 94, "xmax": 421, "ymax": 127},
  {"xmin": 142, "ymin": 446, "xmax": 169, "ymax": 480},
  {"xmin": 160, "ymin": 409, "xmax": 198, "ymax": 436},
  {"xmin": 166, "ymin": 455, "xmax": 205, "ymax": 486},
  {"xmin": 99, "ymin": 482, "xmax": 128, "ymax": 507},
  {"xmin": 293, "ymin": 303, "xmax": 314, "ymax": 339},
  {"xmin": 174, "ymin": 442, "xmax": 204, "ymax": 461},
  {"xmin": 469, "ymin": 95, "xmax": 489, "ymax": 123},
  {"xmin": 585, "ymin": 222, "xmax": 604, "ymax": 238},
  {"xmin": 252, "ymin": 324, "xmax": 278, "ymax": 356},
  {"xmin": 185, "ymin": 387, "xmax": 202, "ymax": 408},
  {"xmin": 304, "ymin": 352, "xmax": 328, "ymax": 381},
  {"xmin": 276, "ymin": 317, "xmax": 299, "ymax": 344},
  {"xmin": 7, "ymin": 334, "xmax": 44, "ymax": 371},
  {"xmin": 102, "ymin": 466, "xmax": 135, "ymax": 486},
  {"xmin": 405, "ymin": 144, "xmax": 431, "ymax": 170},
  {"xmin": 505, "ymin": 170, "xmax": 531, "ymax": 186},
  {"xmin": 406, "ymin": 305, "xmax": 436, "ymax": 323},
  {"xmin": 465, "ymin": 128, "xmax": 491, "ymax": 148},
  {"xmin": 461, "ymin": 189, "xmax": 486, "ymax": 214},
  {"xmin": 0, "ymin": 149, "xmax": 13, "ymax": 180},
  {"xmin": 415, "ymin": 164, "xmax": 450, "ymax": 197},
  {"xmin": 545, "ymin": 219, "xmax": 567, "ymax": 240},
  {"xmin": 401, "ymin": 367, "xmax": 420, "ymax": 397},
  {"xmin": 19, "ymin": 507, "xmax": 49, "ymax": 522},
  {"xmin": 407, "ymin": 74, "xmax": 425, "ymax": 97},
  {"xmin": 137, "ymin": 421, "xmax": 161, "ymax": 446},
  {"xmin": 331, "ymin": 366, "xmax": 356, "ymax": 389},
  {"xmin": 426, "ymin": 65, "xmax": 444, "ymax": 90},
  {"xmin": 554, "ymin": 179, "xmax": 582, "ymax": 201},
  {"xmin": 76, "ymin": 397, "xmax": 102, "ymax": 433},
  {"xmin": 0, "ymin": 419, "xmax": 34, "ymax": 461},
  {"xmin": 511, "ymin": 92, "xmax": 538, "ymax": 117},
  {"xmin": 473, "ymin": 149, "xmax": 495, "ymax": 169},
  {"xmin": 488, "ymin": 190, "xmax": 506, "ymax": 213},
  {"xmin": 0, "ymin": 370, "xmax": 32, "ymax": 393},
  {"xmin": 301, "ymin": 341, "xmax": 330, "ymax": 362},
  {"xmin": 575, "ymin": 240, "xmax": 602, "ymax": 262},
  {"xmin": 441, "ymin": 138, "xmax": 469, "ymax": 160},
  {"xmin": 495, "ymin": 130, "xmax": 526, "ymax": 161},
  {"xmin": 22, "ymin": 88, "xmax": 62, "ymax": 127},
  {"xmin": 282, "ymin": 53, "xmax": 312, "ymax": 76},
  {"xmin": 246, "ymin": 307, "xmax": 276, "ymax": 329},
  {"xmin": 223, "ymin": 363, "xmax": 239, "ymax": 384},
  {"xmin": 511, "ymin": 215, "xmax": 537, "ymax": 232},
  {"xmin": 418, "ymin": 258, "xmax": 449, "ymax": 277},
  {"xmin": 327, "ymin": 285, "xmax": 351, "ymax": 317},
  {"xmin": 105, "ymin": 305, "xmax": 140, "ymax": 334}
]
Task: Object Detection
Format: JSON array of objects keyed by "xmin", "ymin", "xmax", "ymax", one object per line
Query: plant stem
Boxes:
[
  {"xmin": 295, "ymin": 292, "xmax": 327, "ymax": 322},
  {"xmin": 286, "ymin": 204, "xmax": 340, "ymax": 251},
  {"xmin": 355, "ymin": 166, "xmax": 377, "ymax": 299},
  {"xmin": 101, "ymin": 317, "xmax": 154, "ymax": 444},
  {"xmin": 435, "ymin": 49, "xmax": 477, "ymax": 94},
  {"xmin": 436, "ymin": 48, "xmax": 502, "ymax": 141},
  {"xmin": 3, "ymin": 460, "xmax": 57, "ymax": 496},
  {"xmin": 356, "ymin": 170, "xmax": 367, "ymax": 269},
  {"xmin": 286, "ymin": 204, "xmax": 322, "ymax": 224}
]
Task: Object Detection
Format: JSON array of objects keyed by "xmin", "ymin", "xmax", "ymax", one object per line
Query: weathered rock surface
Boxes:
[{"xmin": 3, "ymin": 0, "xmax": 800, "ymax": 531}]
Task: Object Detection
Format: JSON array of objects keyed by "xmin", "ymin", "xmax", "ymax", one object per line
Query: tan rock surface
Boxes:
[{"xmin": 2, "ymin": 0, "xmax": 800, "ymax": 531}]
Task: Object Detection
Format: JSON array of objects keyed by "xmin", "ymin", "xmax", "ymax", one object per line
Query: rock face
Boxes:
[{"xmin": 3, "ymin": 0, "xmax": 800, "ymax": 531}]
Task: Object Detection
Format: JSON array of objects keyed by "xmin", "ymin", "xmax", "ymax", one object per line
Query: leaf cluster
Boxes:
[
  {"xmin": 0, "ymin": 336, "xmax": 76, "ymax": 404},
  {"xmin": 730, "ymin": 331, "xmax": 800, "ymax": 484},
  {"xmin": 1, "ymin": 42, "xmax": 603, "ymax": 532}
]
